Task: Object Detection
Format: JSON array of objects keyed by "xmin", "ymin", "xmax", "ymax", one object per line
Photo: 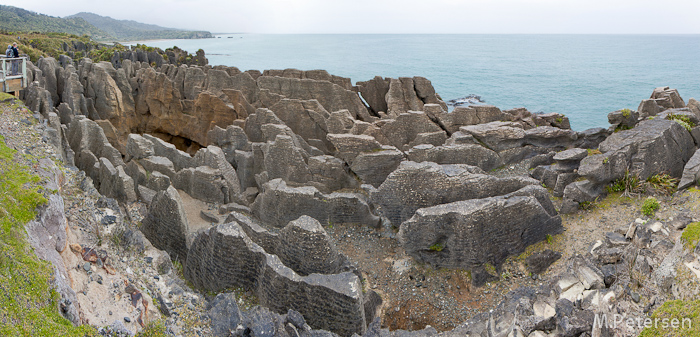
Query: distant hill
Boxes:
[
  {"xmin": 67, "ymin": 12, "xmax": 212, "ymax": 41},
  {"xmin": 0, "ymin": 5, "xmax": 111, "ymax": 39}
]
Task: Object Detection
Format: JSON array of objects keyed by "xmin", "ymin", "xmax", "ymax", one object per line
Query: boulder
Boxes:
[
  {"xmin": 194, "ymin": 145, "xmax": 243, "ymax": 202},
  {"xmin": 386, "ymin": 78, "xmax": 423, "ymax": 115},
  {"xmin": 650, "ymin": 86, "xmax": 685, "ymax": 110},
  {"xmin": 84, "ymin": 61, "xmax": 126, "ymax": 121},
  {"xmin": 140, "ymin": 134, "xmax": 195, "ymax": 171},
  {"xmin": 434, "ymin": 105, "xmax": 511, "ymax": 134},
  {"xmin": 460, "ymin": 121, "xmax": 525, "ymax": 152},
  {"xmin": 36, "ymin": 57, "xmax": 60, "ymax": 105},
  {"xmin": 679, "ymin": 149, "xmax": 700, "ymax": 190},
  {"xmin": 689, "ymin": 98, "xmax": 700, "ymax": 118},
  {"xmin": 562, "ymin": 180, "xmax": 607, "ymax": 203},
  {"xmin": 607, "ymin": 109, "xmax": 638, "ymax": 129},
  {"xmin": 98, "ymin": 158, "xmax": 136, "ymax": 203},
  {"xmin": 307, "ymin": 155, "xmax": 359, "ymax": 192},
  {"xmin": 350, "ymin": 149, "xmax": 405, "ymax": 188},
  {"xmin": 138, "ymin": 156, "xmax": 176, "ymax": 180},
  {"xmin": 141, "ymin": 186, "xmax": 189, "ymax": 261},
  {"xmin": 277, "ymin": 216, "xmax": 347, "ymax": 276},
  {"xmin": 538, "ymin": 112, "xmax": 571, "ymax": 129},
  {"xmin": 574, "ymin": 127, "xmax": 609, "ymax": 149},
  {"xmin": 61, "ymin": 69, "xmax": 87, "ymax": 116},
  {"xmin": 261, "ymin": 134, "xmax": 313, "ymax": 184},
  {"xmin": 578, "ymin": 118, "xmax": 694, "ymax": 184},
  {"xmin": 379, "ymin": 112, "xmax": 444, "ymax": 151},
  {"xmin": 398, "ymin": 185, "xmax": 562, "ymax": 279},
  {"xmin": 327, "ymin": 134, "xmax": 382, "ymax": 163},
  {"xmin": 413, "ymin": 76, "xmax": 448, "ymax": 111},
  {"xmin": 357, "ymin": 76, "xmax": 389, "ymax": 115},
  {"xmin": 208, "ymin": 293, "xmax": 243, "ymax": 337},
  {"xmin": 173, "ymin": 166, "xmax": 229, "ymax": 204},
  {"xmin": 525, "ymin": 250, "xmax": 562, "ymax": 275},
  {"xmin": 67, "ymin": 116, "xmax": 124, "ymax": 168},
  {"xmin": 184, "ymin": 222, "xmax": 367, "ymax": 336},
  {"xmin": 126, "ymin": 134, "xmax": 155, "ymax": 160},
  {"xmin": 207, "ymin": 125, "xmax": 251, "ymax": 163},
  {"xmin": 407, "ymin": 131, "xmax": 448, "ymax": 148},
  {"xmin": 268, "ymin": 98, "xmax": 332, "ymax": 152},
  {"xmin": 523, "ymin": 126, "xmax": 578, "ymax": 148},
  {"xmin": 256, "ymin": 76, "xmax": 371, "ymax": 121},
  {"xmin": 406, "ymin": 144, "xmax": 502, "ymax": 171},
  {"xmin": 638, "ymin": 99, "xmax": 660, "ymax": 118},
  {"xmin": 371, "ymin": 161, "xmax": 539, "ymax": 226},
  {"xmin": 252, "ymin": 179, "xmax": 380, "ymax": 228}
]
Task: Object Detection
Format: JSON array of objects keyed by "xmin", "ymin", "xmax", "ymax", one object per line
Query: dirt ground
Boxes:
[{"xmin": 328, "ymin": 177, "xmax": 700, "ymax": 332}]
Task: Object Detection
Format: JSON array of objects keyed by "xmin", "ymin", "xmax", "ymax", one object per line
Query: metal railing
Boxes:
[{"xmin": 0, "ymin": 57, "xmax": 28, "ymax": 93}]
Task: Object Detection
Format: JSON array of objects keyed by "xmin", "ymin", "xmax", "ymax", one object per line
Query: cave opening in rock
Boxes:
[{"xmin": 149, "ymin": 131, "xmax": 203, "ymax": 155}]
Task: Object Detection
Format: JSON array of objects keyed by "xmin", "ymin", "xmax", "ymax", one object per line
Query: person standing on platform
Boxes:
[{"xmin": 10, "ymin": 43, "xmax": 20, "ymax": 75}]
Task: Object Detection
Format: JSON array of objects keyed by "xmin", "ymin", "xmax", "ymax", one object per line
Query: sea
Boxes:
[{"xmin": 127, "ymin": 34, "xmax": 700, "ymax": 131}]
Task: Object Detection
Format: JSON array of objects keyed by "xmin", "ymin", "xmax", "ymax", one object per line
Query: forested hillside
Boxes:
[
  {"xmin": 0, "ymin": 6, "xmax": 212, "ymax": 42},
  {"xmin": 0, "ymin": 5, "xmax": 111, "ymax": 39},
  {"xmin": 67, "ymin": 12, "xmax": 212, "ymax": 41}
]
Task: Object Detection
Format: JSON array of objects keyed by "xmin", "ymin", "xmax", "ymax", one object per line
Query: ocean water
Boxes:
[{"xmin": 130, "ymin": 34, "xmax": 700, "ymax": 131}]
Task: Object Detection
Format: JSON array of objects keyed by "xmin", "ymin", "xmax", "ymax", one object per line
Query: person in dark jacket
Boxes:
[{"xmin": 10, "ymin": 42, "xmax": 19, "ymax": 75}]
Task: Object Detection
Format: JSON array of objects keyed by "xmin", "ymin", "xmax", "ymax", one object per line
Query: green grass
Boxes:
[
  {"xmin": 682, "ymin": 222, "xmax": 700, "ymax": 251},
  {"xmin": 429, "ymin": 243, "xmax": 445, "ymax": 252},
  {"xmin": 135, "ymin": 320, "xmax": 167, "ymax": 337},
  {"xmin": 607, "ymin": 170, "xmax": 642, "ymax": 194},
  {"xmin": 639, "ymin": 300, "xmax": 700, "ymax": 337},
  {"xmin": 0, "ymin": 134, "xmax": 96, "ymax": 336},
  {"xmin": 621, "ymin": 108, "xmax": 631, "ymax": 117},
  {"xmin": 587, "ymin": 148, "xmax": 602, "ymax": 156},
  {"xmin": 642, "ymin": 197, "xmax": 660, "ymax": 217},
  {"xmin": 666, "ymin": 113, "xmax": 696, "ymax": 132},
  {"xmin": 173, "ymin": 259, "xmax": 184, "ymax": 278},
  {"xmin": 614, "ymin": 124, "xmax": 633, "ymax": 133},
  {"xmin": 647, "ymin": 173, "xmax": 679, "ymax": 195}
]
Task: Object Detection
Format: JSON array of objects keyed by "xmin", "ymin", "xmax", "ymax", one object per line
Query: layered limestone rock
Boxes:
[
  {"xmin": 578, "ymin": 118, "xmax": 694, "ymax": 186},
  {"xmin": 257, "ymin": 75, "xmax": 372, "ymax": 121},
  {"xmin": 252, "ymin": 179, "xmax": 380, "ymax": 228},
  {"xmin": 399, "ymin": 185, "xmax": 562, "ymax": 285},
  {"xmin": 357, "ymin": 76, "xmax": 447, "ymax": 116},
  {"xmin": 141, "ymin": 186, "xmax": 190, "ymax": 261},
  {"xmin": 371, "ymin": 161, "xmax": 539, "ymax": 227},
  {"xmin": 184, "ymin": 221, "xmax": 368, "ymax": 336},
  {"xmin": 224, "ymin": 212, "xmax": 355, "ymax": 277}
]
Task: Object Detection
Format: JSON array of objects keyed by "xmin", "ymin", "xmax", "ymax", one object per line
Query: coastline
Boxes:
[{"xmin": 127, "ymin": 34, "xmax": 700, "ymax": 131}]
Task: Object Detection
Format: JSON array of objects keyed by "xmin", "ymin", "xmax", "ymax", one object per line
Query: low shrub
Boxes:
[{"xmin": 641, "ymin": 197, "xmax": 660, "ymax": 217}]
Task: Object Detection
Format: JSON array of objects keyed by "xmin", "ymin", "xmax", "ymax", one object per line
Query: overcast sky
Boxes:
[{"xmin": 3, "ymin": 0, "xmax": 700, "ymax": 34}]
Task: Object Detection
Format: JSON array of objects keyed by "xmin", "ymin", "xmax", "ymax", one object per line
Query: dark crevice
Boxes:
[{"xmin": 148, "ymin": 130, "xmax": 203, "ymax": 155}]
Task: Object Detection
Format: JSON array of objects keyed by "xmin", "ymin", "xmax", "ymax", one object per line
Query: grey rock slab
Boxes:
[
  {"xmin": 372, "ymin": 161, "xmax": 537, "ymax": 227},
  {"xmin": 553, "ymin": 148, "xmax": 588, "ymax": 162},
  {"xmin": 125, "ymin": 134, "xmax": 155, "ymax": 160},
  {"xmin": 141, "ymin": 186, "xmax": 190, "ymax": 261},
  {"xmin": 679, "ymin": 149, "xmax": 700, "ymax": 190},
  {"xmin": 398, "ymin": 185, "xmax": 562, "ymax": 274}
]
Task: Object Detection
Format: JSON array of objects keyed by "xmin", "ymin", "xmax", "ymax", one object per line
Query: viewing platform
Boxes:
[{"xmin": 0, "ymin": 57, "xmax": 28, "ymax": 96}]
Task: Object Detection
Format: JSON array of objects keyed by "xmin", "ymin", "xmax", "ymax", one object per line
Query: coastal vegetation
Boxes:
[
  {"xmin": 639, "ymin": 300, "xmax": 700, "ymax": 336},
  {"xmin": 0, "ymin": 5, "xmax": 109, "ymax": 40},
  {"xmin": 0, "ymin": 31, "xmax": 203, "ymax": 66},
  {"xmin": 666, "ymin": 113, "xmax": 696, "ymax": 132},
  {"xmin": 0, "ymin": 98, "xmax": 95, "ymax": 336},
  {"xmin": 0, "ymin": 5, "xmax": 211, "ymax": 42},
  {"xmin": 641, "ymin": 197, "xmax": 660, "ymax": 217},
  {"xmin": 67, "ymin": 12, "xmax": 212, "ymax": 41},
  {"xmin": 682, "ymin": 222, "xmax": 700, "ymax": 251}
]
